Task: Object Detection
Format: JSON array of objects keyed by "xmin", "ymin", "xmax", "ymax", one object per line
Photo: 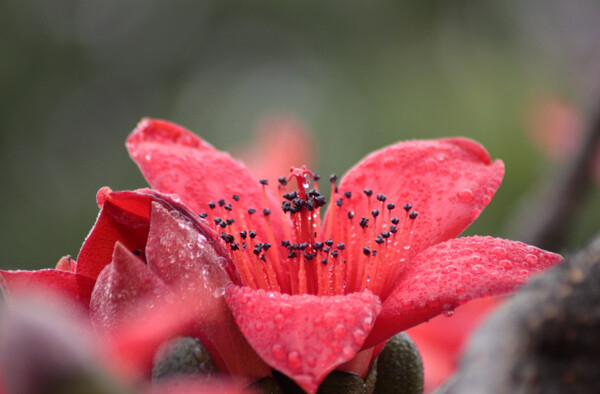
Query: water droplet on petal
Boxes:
[
  {"xmin": 287, "ymin": 351, "xmax": 302, "ymax": 370},
  {"xmin": 442, "ymin": 265, "xmax": 457, "ymax": 274},
  {"xmin": 333, "ymin": 324, "xmax": 347, "ymax": 339},
  {"xmin": 442, "ymin": 303, "xmax": 455, "ymax": 317},
  {"xmin": 362, "ymin": 316, "xmax": 373, "ymax": 331},
  {"xmin": 255, "ymin": 322, "xmax": 263, "ymax": 331},
  {"xmin": 240, "ymin": 292, "xmax": 251, "ymax": 304},
  {"xmin": 470, "ymin": 264, "xmax": 485, "ymax": 274},
  {"xmin": 384, "ymin": 157, "xmax": 396, "ymax": 168},
  {"xmin": 353, "ymin": 329, "xmax": 366, "ymax": 345},
  {"xmin": 272, "ymin": 344, "xmax": 285, "ymax": 360},
  {"xmin": 525, "ymin": 254, "xmax": 538, "ymax": 265},
  {"xmin": 342, "ymin": 346, "xmax": 354, "ymax": 358},
  {"xmin": 274, "ymin": 314, "xmax": 285, "ymax": 326},
  {"xmin": 499, "ymin": 259, "xmax": 513, "ymax": 270},
  {"xmin": 324, "ymin": 312, "xmax": 336, "ymax": 327},
  {"xmin": 458, "ymin": 189, "xmax": 474, "ymax": 202},
  {"xmin": 280, "ymin": 304, "xmax": 293, "ymax": 317},
  {"xmin": 468, "ymin": 254, "xmax": 482, "ymax": 265},
  {"xmin": 492, "ymin": 246, "xmax": 508, "ymax": 258}
]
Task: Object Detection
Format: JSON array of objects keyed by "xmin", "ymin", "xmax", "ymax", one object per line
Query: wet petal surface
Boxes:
[
  {"xmin": 225, "ymin": 286, "xmax": 381, "ymax": 393},
  {"xmin": 325, "ymin": 138, "xmax": 504, "ymax": 261},
  {"xmin": 365, "ymin": 236, "xmax": 562, "ymax": 347}
]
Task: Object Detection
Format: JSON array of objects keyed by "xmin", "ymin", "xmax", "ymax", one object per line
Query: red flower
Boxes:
[{"xmin": 0, "ymin": 118, "xmax": 563, "ymax": 393}]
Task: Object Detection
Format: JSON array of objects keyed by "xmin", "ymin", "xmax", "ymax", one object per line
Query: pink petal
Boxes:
[
  {"xmin": 225, "ymin": 286, "xmax": 381, "ymax": 394},
  {"xmin": 126, "ymin": 118, "xmax": 290, "ymax": 251},
  {"xmin": 89, "ymin": 242, "xmax": 169, "ymax": 331},
  {"xmin": 76, "ymin": 189, "xmax": 153, "ymax": 279},
  {"xmin": 145, "ymin": 201, "xmax": 232, "ymax": 291},
  {"xmin": 145, "ymin": 202, "xmax": 269, "ymax": 385},
  {"xmin": 364, "ymin": 236, "xmax": 562, "ymax": 348},
  {"xmin": 325, "ymin": 138, "xmax": 505, "ymax": 260},
  {"xmin": 0, "ymin": 269, "xmax": 95, "ymax": 310},
  {"xmin": 108, "ymin": 283, "xmax": 271, "ymax": 386}
]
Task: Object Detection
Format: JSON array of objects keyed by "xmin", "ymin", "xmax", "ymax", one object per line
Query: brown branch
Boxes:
[{"xmin": 509, "ymin": 99, "xmax": 600, "ymax": 251}]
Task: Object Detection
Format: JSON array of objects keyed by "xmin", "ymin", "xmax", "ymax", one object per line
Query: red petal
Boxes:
[
  {"xmin": 145, "ymin": 201, "xmax": 232, "ymax": 291},
  {"xmin": 364, "ymin": 236, "xmax": 562, "ymax": 348},
  {"xmin": 76, "ymin": 190, "xmax": 153, "ymax": 279},
  {"xmin": 89, "ymin": 243, "xmax": 169, "ymax": 331},
  {"xmin": 325, "ymin": 138, "xmax": 505, "ymax": 260},
  {"xmin": 126, "ymin": 118, "xmax": 290, "ymax": 249},
  {"xmin": 225, "ymin": 286, "xmax": 381, "ymax": 394},
  {"xmin": 0, "ymin": 269, "xmax": 95, "ymax": 310},
  {"xmin": 145, "ymin": 202, "xmax": 269, "ymax": 385}
]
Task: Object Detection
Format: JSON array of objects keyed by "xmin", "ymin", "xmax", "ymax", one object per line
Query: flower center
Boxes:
[{"xmin": 198, "ymin": 166, "xmax": 418, "ymax": 299}]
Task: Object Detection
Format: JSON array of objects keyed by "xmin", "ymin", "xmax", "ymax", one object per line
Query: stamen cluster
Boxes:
[{"xmin": 196, "ymin": 166, "xmax": 419, "ymax": 299}]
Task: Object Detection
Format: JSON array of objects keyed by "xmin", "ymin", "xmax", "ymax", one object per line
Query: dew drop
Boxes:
[
  {"xmin": 444, "ymin": 310, "xmax": 455, "ymax": 317},
  {"xmin": 470, "ymin": 264, "xmax": 485, "ymax": 274},
  {"xmin": 525, "ymin": 254, "xmax": 538, "ymax": 265},
  {"xmin": 353, "ymin": 329, "xmax": 366, "ymax": 345},
  {"xmin": 468, "ymin": 254, "xmax": 482, "ymax": 265},
  {"xmin": 442, "ymin": 265, "xmax": 457, "ymax": 274},
  {"xmin": 324, "ymin": 312, "xmax": 336, "ymax": 327},
  {"xmin": 333, "ymin": 324, "xmax": 347, "ymax": 339},
  {"xmin": 274, "ymin": 314, "xmax": 285, "ymax": 326},
  {"xmin": 342, "ymin": 346, "xmax": 354, "ymax": 358},
  {"xmin": 280, "ymin": 304, "xmax": 293, "ymax": 317},
  {"xmin": 255, "ymin": 322, "xmax": 263, "ymax": 331},
  {"xmin": 272, "ymin": 344, "xmax": 285, "ymax": 360},
  {"xmin": 499, "ymin": 259, "xmax": 513, "ymax": 270},
  {"xmin": 308, "ymin": 356, "xmax": 317, "ymax": 367},
  {"xmin": 362, "ymin": 316, "xmax": 373, "ymax": 331},
  {"xmin": 491, "ymin": 246, "xmax": 508, "ymax": 258},
  {"xmin": 144, "ymin": 154, "xmax": 152, "ymax": 161},
  {"xmin": 240, "ymin": 292, "xmax": 251, "ymax": 304},
  {"xmin": 458, "ymin": 189, "xmax": 474, "ymax": 202},
  {"xmin": 456, "ymin": 285, "xmax": 466, "ymax": 294},
  {"xmin": 287, "ymin": 351, "xmax": 302, "ymax": 370},
  {"xmin": 383, "ymin": 157, "xmax": 396, "ymax": 168}
]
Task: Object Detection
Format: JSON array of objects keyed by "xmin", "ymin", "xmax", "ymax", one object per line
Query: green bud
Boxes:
[
  {"xmin": 374, "ymin": 332, "xmax": 424, "ymax": 394},
  {"xmin": 152, "ymin": 336, "xmax": 218, "ymax": 381}
]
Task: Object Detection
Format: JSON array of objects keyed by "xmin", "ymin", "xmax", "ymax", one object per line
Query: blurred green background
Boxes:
[{"xmin": 2, "ymin": 0, "xmax": 599, "ymax": 270}]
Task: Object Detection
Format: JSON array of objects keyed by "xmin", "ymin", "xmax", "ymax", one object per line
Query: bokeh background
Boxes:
[{"xmin": 2, "ymin": 0, "xmax": 600, "ymax": 270}]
